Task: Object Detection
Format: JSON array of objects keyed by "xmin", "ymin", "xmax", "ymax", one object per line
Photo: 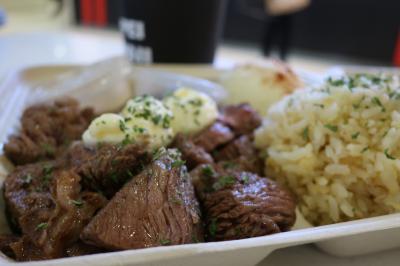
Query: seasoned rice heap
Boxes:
[{"xmin": 255, "ymin": 73, "xmax": 400, "ymax": 225}]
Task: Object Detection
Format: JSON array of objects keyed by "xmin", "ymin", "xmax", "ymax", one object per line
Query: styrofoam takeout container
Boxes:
[{"xmin": 0, "ymin": 61, "xmax": 400, "ymax": 266}]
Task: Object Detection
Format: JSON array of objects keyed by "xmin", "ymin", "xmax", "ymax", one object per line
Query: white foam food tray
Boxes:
[{"xmin": 0, "ymin": 63, "xmax": 399, "ymax": 266}]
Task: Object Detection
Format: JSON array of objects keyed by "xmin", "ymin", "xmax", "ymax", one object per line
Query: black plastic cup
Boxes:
[{"xmin": 119, "ymin": 0, "xmax": 227, "ymax": 64}]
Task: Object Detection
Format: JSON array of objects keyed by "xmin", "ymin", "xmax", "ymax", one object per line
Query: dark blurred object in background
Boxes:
[
  {"xmin": 119, "ymin": 0, "xmax": 227, "ymax": 63},
  {"xmin": 224, "ymin": 0, "xmax": 400, "ymax": 65},
  {"xmin": 75, "ymin": 0, "xmax": 227, "ymax": 63},
  {"xmin": 0, "ymin": 8, "xmax": 6, "ymax": 27},
  {"xmin": 74, "ymin": 0, "xmax": 400, "ymax": 66}
]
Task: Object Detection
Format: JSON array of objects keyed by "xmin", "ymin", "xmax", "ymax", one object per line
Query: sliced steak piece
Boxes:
[
  {"xmin": 218, "ymin": 104, "xmax": 261, "ymax": 136},
  {"xmin": 191, "ymin": 164, "xmax": 296, "ymax": 241},
  {"xmin": 4, "ymin": 161, "xmax": 60, "ymax": 222},
  {"xmin": 4, "ymin": 98, "xmax": 94, "ymax": 165},
  {"xmin": 171, "ymin": 134, "xmax": 213, "ymax": 170},
  {"xmin": 192, "ymin": 122, "xmax": 234, "ymax": 152},
  {"xmin": 214, "ymin": 135, "xmax": 263, "ymax": 175},
  {"xmin": 81, "ymin": 149, "xmax": 203, "ymax": 250},
  {"xmin": 3, "ymin": 163, "xmax": 107, "ymax": 261},
  {"xmin": 67, "ymin": 142, "xmax": 150, "ymax": 198}
]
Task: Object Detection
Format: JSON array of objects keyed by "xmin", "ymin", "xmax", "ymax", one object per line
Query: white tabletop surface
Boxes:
[{"xmin": 0, "ymin": 29, "xmax": 399, "ymax": 266}]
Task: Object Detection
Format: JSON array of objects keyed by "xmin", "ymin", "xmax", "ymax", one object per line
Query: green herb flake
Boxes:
[
  {"xmin": 242, "ymin": 175, "xmax": 250, "ymax": 184},
  {"xmin": 209, "ymin": 219, "xmax": 217, "ymax": 237},
  {"xmin": 160, "ymin": 239, "xmax": 171, "ymax": 246},
  {"xmin": 22, "ymin": 174, "xmax": 33, "ymax": 184},
  {"xmin": 35, "ymin": 222, "xmax": 48, "ymax": 231},
  {"xmin": 71, "ymin": 199, "xmax": 83, "ymax": 207},
  {"xmin": 42, "ymin": 165, "xmax": 53, "ymax": 184},
  {"xmin": 260, "ymin": 150, "xmax": 269, "ymax": 159},
  {"xmin": 188, "ymin": 99, "xmax": 203, "ymax": 107},
  {"xmin": 110, "ymin": 172, "xmax": 119, "ymax": 184},
  {"xmin": 201, "ymin": 165, "xmax": 215, "ymax": 177},
  {"xmin": 192, "ymin": 235, "xmax": 200, "ymax": 243},
  {"xmin": 120, "ymin": 135, "xmax": 133, "ymax": 148},
  {"xmin": 119, "ymin": 120, "xmax": 128, "ymax": 132},
  {"xmin": 171, "ymin": 160, "xmax": 185, "ymax": 168},
  {"xmin": 170, "ymin": 197, "xmax": 182, "ymax": 205},
  {"xmin": 384, "ymin": 149, "xmax": 396, "ymax": 160},
  {"xmin": 41, "ymin": 143, "xmax": 55, "ymax": 155},
  {"xmin": 351, "ymin": 132, "xmax": 360, "ymax": 140},
  {"xmin": 302, "ymin": 127, "xmax": 309, "ymax": 141},
  {"xmin": 324, "ymin": 124, "xmax": 338, "ymax": 132},
  {"xmin": 327, "ymin": 77, "xmax": 345, "ymax": 87},
  {"xmin": 151, "ymin": 114, "xmax": 162, "ymax": 125},
  {"xmin": 222, "ymin": 161, "xmax": 235, "ymax": 169},
  {"xmin": 126, "ymin": 169, "xmax": 134, "ymax": 178},
  {"xmin": 361, "ymin": 146, "xmax": 369, "ymax": 153},
  {"xmin": 212, "ymin": 175, "xmax": 236, "ymax": 191},
  {"xmin": 313, "ymin": 104, "xmax": 325, "ymax": 108},
  {"xmin": 371, "ymin": 97, "xmax": 386, "ymax": 112}
]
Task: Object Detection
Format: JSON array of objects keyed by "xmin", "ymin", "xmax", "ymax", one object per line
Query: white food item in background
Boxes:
[
  {"xmin": 83, "ymin": 95, "xmax": 174, "ymax": 150},
  {"xmin": 219, "ymin": 62, "xmax": 302, "ymax": 116},
  {"xmin": 163, "ymin": 87, "xmax": 218, "ymax": 135}
]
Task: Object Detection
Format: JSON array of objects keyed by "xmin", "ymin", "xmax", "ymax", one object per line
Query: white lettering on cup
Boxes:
[
  {"xmin": 125, "ymin": 43, "xmax": 153, "ymax": 63},
  {"xmin": 119, "ymin": 17, "xmax": 146, "ymax": 41}
]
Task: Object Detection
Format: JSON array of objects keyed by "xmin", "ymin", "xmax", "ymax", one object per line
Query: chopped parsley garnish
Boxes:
[
  {"xmin": 126, "ymin": 169, "xmax": 134, "ymax": 178},
  {"xmin": 212, "ymin": 175, "xmax": 236, "ymax": 191},
  {"xmin": 222, "ymin": 161, "xmax": 235, "ymax": 169},
  {"xmin": 242, "ymin": 175, "xmax": 250, "ymax": 184},
  {"xmin": 152, "ymin": 114, "xmax": 162, "ymax": 125},
  {"xmin": 71, "ymin": 199, "xmax": 83, "ymax": 207},
  {"xmin": 361, "ymin": 146, "xmax": 369, "ymax": 153},
  {"xmin": 153, "ymin": 147, "xmax": 166, "ymax": 160},
  {"xmin": 327, "ymin": 77, "xmax": 345, "ymax": 87},
  {"xmin": 324, "ymin": 124, "xmax": 338, "ymax": 132},
  {"xmin": 371, "ymin": 97, "xmax": 386, "ymax": 112},
  {"xmin": 260, "ymin": 150, "xmax": 269, "ymax": 159},
  {"xmin": 110, "ymin": 172, "xmax": 119, "ymax": 184},
  {"xmin": 302, "ymin": 127, "xmax": 309, "ymax": 141},
  {"xmin": 120, "ymin": 135, "xmax": 133, "ymax": 148},
  {"xmin": 119, "ymin": 120, "xmax": 128, "ymax": 132},
  {"xmin": 384, "ymin": 149, "xmax": 396, "ymax": 160},
  {"xmin": 171, "ymin": 160, "xmax": 185, "ymax": 168},
  {"xmin": 170, "ymin": 197, "xmax": 182, "ymax": 205},
  {"xmin": 35, "ymin": 222, "xmax": 48, "ymax": 231},
  {"xmin": 160, "ymin": 239, "xmax": 171, "ymax": 246},
  {"xmin": 352, "ymin": 96, "xmax": 366, "ymax": 109},
  {"xmin": 209, "ymin": 219, "xmax": 217, "ymax": 237},
  {"xmin": 188, "ymin": 99, "xmax": 203, "ymax": 107},
  {"xmin": 41, "ymin": 143, "xmax": 55, "ymax": 155},
  {"xmin": 22, "ymin": 174, "xmax": 33, "ymax": 184},
  {"xmin": 162, "ymin": 115, "xmax": 171, "ymax": 129},
  {"xmin": 43, "ymin": 165, "xmax": 53, "ymax": 175},
  {"xmin": 351, "ymin": 132, "xmax": 360, "ymax": 140},
  {"xmin": 42, "ymin": 165, "xmax": 53, "ymax": 184},
  {"xmin": 201, "ymin": 165, "xmax": 215, "ymax": 177},
  {"xmin": 133, "ymin": 125, "xmax": 146, "ymax": 134},
  {"xmin": 192, "ymin": 235, "xmax": 199, "ymax": 243},
  {"xmin": 313, "ymin": 104, "xmax": 324, "ymax": 108}
]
